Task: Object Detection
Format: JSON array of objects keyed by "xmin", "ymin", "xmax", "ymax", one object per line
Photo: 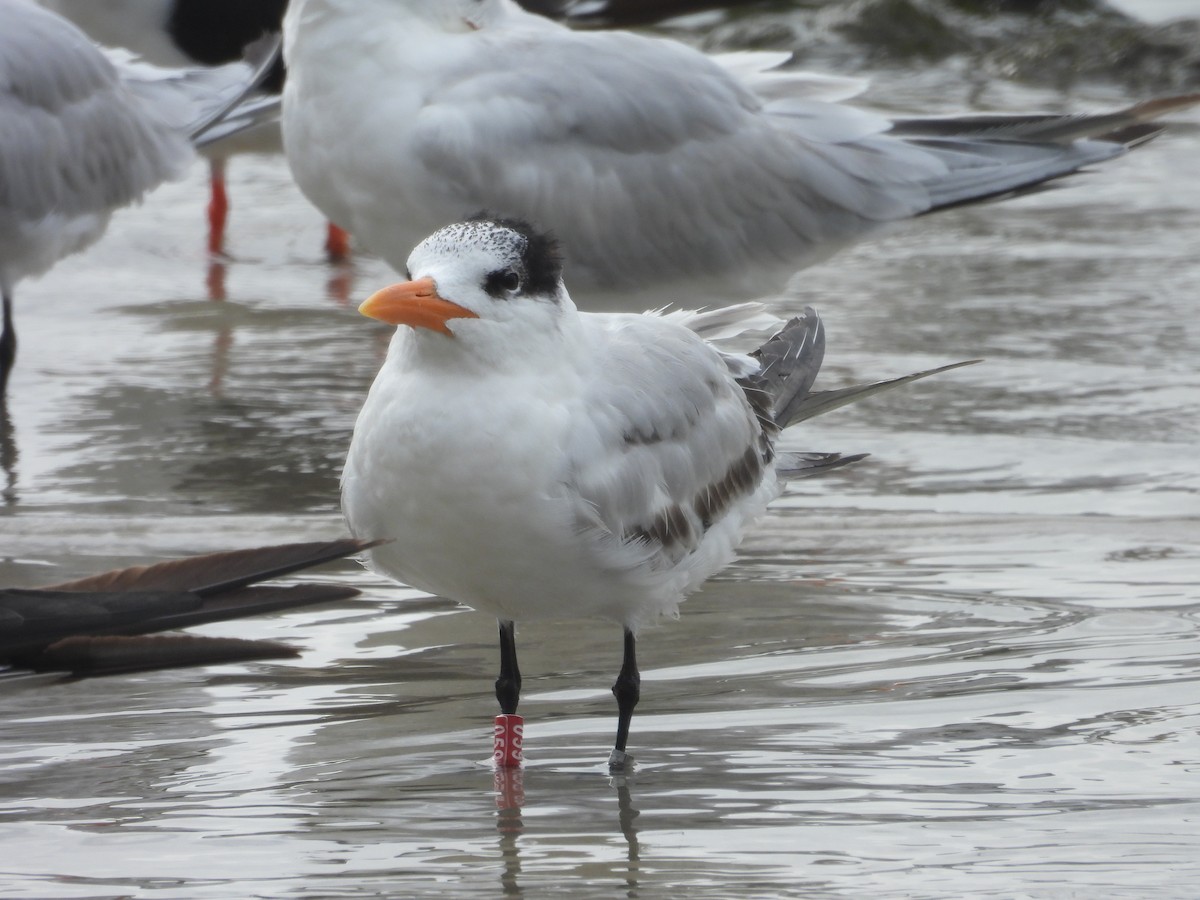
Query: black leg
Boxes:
[
  {"xmin": 495, "ymin": 619, "xmax": 522, "ymax": 715},
  {"xmin": 610, "ymin": 628, "xmax": 641, "ymax": 768},
  {"xmin": 0, "ymin": 290, "xmax": 15, "ymax": 394}
]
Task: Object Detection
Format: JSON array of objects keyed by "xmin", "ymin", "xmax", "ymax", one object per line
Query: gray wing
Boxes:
[
  {"xmin": 563, "ymin": 314, "xmax": 771, "ymax": 573},
  {"xmin": 413, "ymin": 22, "xmax": 1180, "ymax": 291},
  {"xmin": 0, "ymin": 1, "xmax": 275, "ymax": 225},
  {"xmin": 415, "ymin": 25, "xmax": 925, "ymax": 289},
  {"xmin": 115, "ymin": 34, "xmax": 281, "ymax": 142},
  {"xmin": 0, "ymin": 0, "xmax": 184, "ymax": 223},
  {"xmin": 196, "ymin": 92, "xmax": 282, "ymax": 149}
]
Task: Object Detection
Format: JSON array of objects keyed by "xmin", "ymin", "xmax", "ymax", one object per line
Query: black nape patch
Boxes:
[
  {"xmin": 468, "ymin": 212, "xmax": 564, "ymax": 298},
  {"xmin": 168, "ymin": 0, "xmax": 287, "ymax": 92}
]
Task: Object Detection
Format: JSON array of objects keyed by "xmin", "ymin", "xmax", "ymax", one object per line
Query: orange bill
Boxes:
[{"xmin": 358, "ymin": 277, "xmax": 479, "ymax": 335}]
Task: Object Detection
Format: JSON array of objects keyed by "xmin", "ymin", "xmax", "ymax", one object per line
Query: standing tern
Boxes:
[
  {"xmin": 281, "ymin": 0, "xmax": 1198, "ymax": 305},
  {"xmin": 341, "ymin": 217, "xmax": 975, "ymax": 767},
  {"xmin": 0, "ymin": 0, "xmax": 277, "ymax": 392}
]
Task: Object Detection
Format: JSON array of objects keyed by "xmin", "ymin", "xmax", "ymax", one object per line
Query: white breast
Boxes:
[{"xmin": 342, "ymin": 339, "xmax": 604, "ymax": 622}]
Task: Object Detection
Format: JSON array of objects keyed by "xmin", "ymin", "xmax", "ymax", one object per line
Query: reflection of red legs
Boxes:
[
  {"xmin": 206, "ymin": 259, "xmax": 228, "ymax": 302},
  {"xmin": 494, "ymin": 764, "xmax": 524, "ymax": 895},
  {"xmin": 204, "ymin": 159, "xmax": 230, "ymax": 389},
  {"xmin": 326, "ymin": 262, "xmax": 354, "ymax": 306},
  {"xmin": 208, "ymin": 324, "xmax": 233, "ymax": 396},
  {"xmin": 325, "ymin": 223, "xmax": 351, "ymax": 263},
  {"xmin": 325, "ymin": 224, "xmax": 354, "ymax": 304},
  {"xmin": 494, "ymin": 761, "xmax": 525, "ymax": 812},
  {"xmin": 207, "ymin": 158, "xmax": 229, "ymax": 257}
]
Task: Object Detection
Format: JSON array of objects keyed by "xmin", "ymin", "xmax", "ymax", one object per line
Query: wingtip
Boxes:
[
  {"xmin": 1124, "ymin": 93, "xmax": 1200, "ymax": 123},
  {"xmin": 187, "ymin": 32, "xmax": 283, "ymax": 142},
  {"xmin": 241, "ymin": 32, "xmax": 283, "ymax": 73},
  {"xmin": 931, "ymin": 358, "xmax": 984, "ymax": 374},
  {"xmin": 29, "ymin": 633, "xmax": 302, "ymax": 677},
  {"xmin": 44, "ymin": 537, "xmax": 383, "ymax": 595}
]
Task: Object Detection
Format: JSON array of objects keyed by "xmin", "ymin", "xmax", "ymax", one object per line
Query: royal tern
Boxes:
[
  {"xmin": 341, "ymin": 217, "xmax": 974, "ymax": 766},
  {"xmin": 281, "ymin": 0, "xmax": 1196, "ymax": 305},
  {"xmin": 1, "ymin": 538, "xmax": 373, "ymax": 676},
  {"xmin": 0, "ymin": 0, "xmax": 277, "ymax": 392}
]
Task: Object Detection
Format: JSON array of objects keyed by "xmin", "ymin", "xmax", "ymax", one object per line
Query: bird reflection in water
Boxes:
[
  {"xmin": 326, "ymin": 259, "xmax": 356, "ymax": 308},
  {"xmin": 614, "ymin": 776, "xmax": 642, "ymax": 894},
  {"xmin": 202, "ymin": 258, "xmax": 234, "ymax": 395},
  {"xmin": 0, "ymin": 400, "xmax": 17, "ymax": 506},
  {"xmin": 494, "ymin": 766, "xmax": 525, "ymax": 896},
  {"xmin": 205, "ymin": 248, "xmax": 354, "ymax": 307},
  {"xmin": 200, "ymin": 253, "xmax": 354, "ymax": 396},
  {"xmin": 493, "ymin": 767, "xmax": 641, "ymax": 897},
  {"xmin": 206, "ymin": 258, "xmax": 229, "ymax": 303}
]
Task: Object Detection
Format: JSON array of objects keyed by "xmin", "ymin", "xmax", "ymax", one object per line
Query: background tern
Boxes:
[
  {"xmin": 281, "ymin": 0, "xmax": 1197, "ymax": 306},
  {"xmin": 0, "ymin": 0, "xmax": 278, "ymax": 393},
  {"xmin": 341, "ymin": 217, "xmax": 976, "ymax": 767},
  {"xmin": 37, "ymin": 0, "xmax": 351, "ymax": 260},
  {"xmin": 37, "ymin": 0, "xmax": 711, "ymax": 261}
]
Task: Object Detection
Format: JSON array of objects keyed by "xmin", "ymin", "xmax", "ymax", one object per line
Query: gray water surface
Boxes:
[{"xmin": 0, "ymin": 54, "xmax": 1198, "ymax": 900}]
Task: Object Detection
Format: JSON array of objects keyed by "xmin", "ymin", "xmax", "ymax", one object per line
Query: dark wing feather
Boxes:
[
  {"xmin": 2, "ymin": 539, "xmax": 378, "ymax": 674},
  {"xmin": 14, "ymin": 634, "xmax": 301, "ymax": 676},
  {"xmin": 738, "ymin": 307, "xmax": 978, "ymax": 481},
  {"xmin": 775, "ymin": 451, "xmax": 867, "ymax": 479},
  {"xmin": 890, "ymin": 94, "xmax": 1200, "ymax": 146},
  {"xmin": 740, "ymin": 307, "xmax": 825, "ymax": 429},
  {"xmin": 47, "ymin": 538, "xmax": 376, "ymax": 595},
  {"xmin": 783, "ymin": 360, "xmax": 982, "ymax": 426}
]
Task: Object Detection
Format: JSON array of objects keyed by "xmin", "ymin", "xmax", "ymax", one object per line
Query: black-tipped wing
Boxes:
[
  {"xmin": 891, "ymin": 94, "xmax": 1200, "ymax": 147},
  {"xmin": 2, "ymin": 538, "xmax": 377, "ymax": 675},
  {"xmin": 783, "ymin": 359, "xmax": 982, "ymax": 427},
  {"xmin": 740, "ymin": 307, "xmax": 977, "ymax": 479},
  {"xmin": 775, "ymin": 451, "xmax": 868, "ymax": 479},
  {"xmin": 9, "ymin": 634, "xmax": 303, "ymax": 678},
  {"xmin": 741, "ymin": 306, "xmax": 826, "ymax": 429},
  {"xmin": 47, "ymin": 537, "xmax": 374, "ymax": 595}
]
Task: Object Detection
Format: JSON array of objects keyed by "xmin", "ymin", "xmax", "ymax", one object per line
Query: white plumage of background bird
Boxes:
[
  {"xmin": 0, "ymin": 0, "xmax": 276, "ymax": 391},
  {"xmin": 281, "ymin": 0, "xmax": 1196, "ymax": 307},
  {"xmin": 32, "ymin": 0, "xmax": 334, "ymax": 260},
  {"xmin": 341, "ymin": 217, "xmax": 974, "ymax": 767},
  {"xmin": 34, "ymin": 0, "xmax": 726, "ymax": 263}
]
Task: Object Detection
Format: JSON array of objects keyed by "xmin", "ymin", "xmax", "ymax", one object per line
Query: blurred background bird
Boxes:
[
  {"xmin": 35, "ymin": 0, "xmax": 735, "ymax": 265},
  {"xmin": 34, "ymin": 0, "xmax": 323, "ymax": 261},
  {"xmin": 278, "ymin": 0, "xmax": 1198, "ymax": 310},
  {"xmin": 0, "ymin": 0, "xmax": 278, "ymax": 394}
]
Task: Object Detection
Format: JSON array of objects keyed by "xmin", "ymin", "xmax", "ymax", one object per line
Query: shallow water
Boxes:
[
  {"xmin": 1, "ymin": 36, "xmax": 1199, "ymax": 900},
  {"xmin": 1108, "ymin": 0, "xmax": 1199, "ymax": 22}
]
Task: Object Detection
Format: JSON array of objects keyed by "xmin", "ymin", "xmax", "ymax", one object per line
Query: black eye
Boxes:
[{"xmin": 484, "ymin": 268, "xmax": 522, "ymax": 298}]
